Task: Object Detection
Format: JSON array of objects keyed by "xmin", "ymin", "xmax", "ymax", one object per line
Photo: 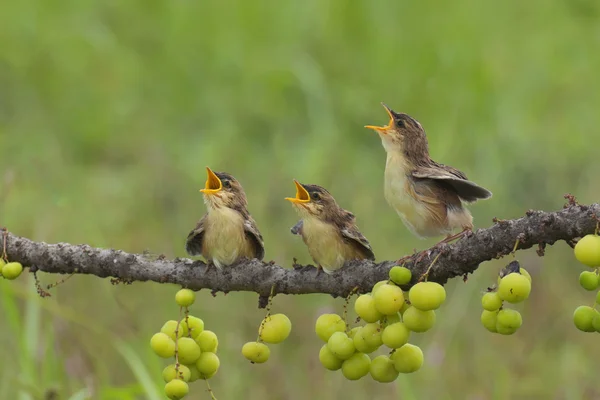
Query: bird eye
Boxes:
[
  {"xmin": 223, "ymin": 180, "xmax": 231, "ymax": 189},
  {"xmin": 311, "ymin": 192, "xmax": 320, "ymax": 200},
  {"xmin": 395, "ymin": 119, "xmax": 405, "ymax": 128}
]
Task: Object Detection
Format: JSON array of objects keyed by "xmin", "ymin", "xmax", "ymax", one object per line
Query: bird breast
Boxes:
[
  {"xmin": 300, "ymin": 217, "xmax": 356, "ymax": 273},
  {"xmin": 202, "ymin": 207, "xmax": 253, "ymax": 267}
]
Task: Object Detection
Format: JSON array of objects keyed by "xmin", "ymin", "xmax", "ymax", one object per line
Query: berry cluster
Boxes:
[
  {"xmin": 572, "ymin": 233, "xmax": 600, "ymax": 332},
  {"xmin": 150, "ymin": 289, "xmax": 219, "ymax": 400},
  {"xmin": 480, "ymin": 260, "xmax": 531, "ymax": 335},
  {"xmin": 0, "ymin": 259, "xmax": 23, "ymax": 280},
  {"xmin": 242, "ymin": 289, "xmax": 292, "ymax": 364},
  {"xmin": 315, "ymin": 265, "xmax": 447, "ymax": 382}
]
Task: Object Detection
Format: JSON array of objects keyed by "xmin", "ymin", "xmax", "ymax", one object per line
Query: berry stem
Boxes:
[
  {"xmin": 173, "ymin": 306, "xmax": 183, "ymax": 378},
  {"xmin": 46, "ymin": 272, "xmax": 76, "ymax": 290},
  {"xmin": 511, "ymin": 238, "xmax": 520, "ymax": 258},
  {"xmin": 342, "ymin": 286, "xmax": 359, "ymax": 333},
  {"xmin": 257, "ymin": 284, "xmax": 277, "ymax": 342},
  {"xmin": 205, "ymin": 379, "xmax": 218, "ymax": 400},
  {"xmin": 1, "ymin": 228, "xmax": 7, "ymax": 261},
  {"xmin": 419, "ymin": 253, "xmax": 442, "ymax": 282}
]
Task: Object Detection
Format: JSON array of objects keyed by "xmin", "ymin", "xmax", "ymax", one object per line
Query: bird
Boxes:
[
  {"xmin": 185, "ymin": 167, "xmax": 265, "ymax": 271},
  {"xmin": 285, "ymin": 180, "xmax": 375, "ymax": 275},
  {"xmin": 365, "ymin": 103, "xmax": 492, "ymax": 259}
]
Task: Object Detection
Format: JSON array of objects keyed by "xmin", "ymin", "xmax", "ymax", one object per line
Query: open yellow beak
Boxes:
[
  {"xmin": 364, "ymin": 102, "xmax": 395, "ymax": 134},
  {"xmin": 285, "ymin": 180, "xmax": 310, "ymax": 204},
  {"xmin": 200, "ymin": 167, "xmax": 222, "ymax": 195}
]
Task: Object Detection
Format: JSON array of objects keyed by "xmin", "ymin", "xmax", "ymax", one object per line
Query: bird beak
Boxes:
[
  {"xmin": 364, "ymin": 102, "xmax": 395, "ymax": 134},
  {"xmin": 200, "ymin": 167, "xmax": 222, "ymax": 195},
  {"xmin": 285, "ymin": 180, "xmax": 310, "ymax": 204}
]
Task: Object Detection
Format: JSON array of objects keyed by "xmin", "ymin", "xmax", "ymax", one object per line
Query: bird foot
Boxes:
[
  {"xmin": 315, "ymin": 265, "xmax": 324, "ymax": 277},
  {"xmin": 437, "ymin": 227, "xmax": 473, "ymax": 246},
  {"xmin": 204, "ymin": 261, "xmax": 215, "ymax": 275}
]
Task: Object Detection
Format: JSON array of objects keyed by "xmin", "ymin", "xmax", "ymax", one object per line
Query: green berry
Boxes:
[
  {"xmin": 1, "ymin": 262, "xmax": 23, "ymax": 280},
  {"xmin": 150, "ymin": 333, "xmax": 176, "ymax": 358},
  {"xmin": 175, "ymin": 289, "xmax": 195, "ymax": 307},
  {"xmin": 177, "ymin": 337, "xmax": 201, "ymax": 364},
  {"xmin": 259, "ymin": 313, "xmax": 292, "ymax": 344},
  {"xmin": 519, "ymin": 267, "xmax": 532, "ymax": 282},
  {"xmin": 574, "ymin": 234, "xmax": 600, "ymax": 267},
  {"xmin": 408, "ymin": 282, "xmax": 446, "ymax": 311},
  {"xmin": 196, "ymin": 352, "xmax": 220, "ymax": 377},
  {"xmin": 348, "ymin": 327, "xmax": 361, "ymax": 339},
  {"xmin": 162, "ymin": 364, "xmax": 191, "ymax": 383},
  {"xmin": 352, "ymin": 323, "xmax": 382, "ymax": 353},
  {"xmin": 481, "ymin": 292, "xmax": 503, "ymax": 311},
  {"xmin": 341, "ymin": 353, "xmax": 371, "ymax": 380},
  {"xmin": 242, "ymin": 341, "xmax": 270, "ymax": 364},
  {"xmin": 402, "ymin": 306, "xmax": 436, "ymax": 332},
  {"xmin": 354, "ymin": 294, "xmax": 384, "ymax": 323},
  {"xmin": 573, "ymin": 305, "xmax": 598, "ymax": 332},
  {"xmin": 391, "ymin": 343, "xmax": 423, "ymax": 373},
  {"xmin": 195, "ymin": 330, "xmax": 218, "ymax": 353},
  {"xmin": 498, "ymin": 273, "xmax": 531, "ymax": 303},
  {"xmin": 179, "ymin": 316, "xmax": 205, "ymax": 339},
  {"xmin": 380, "ymin": 313, "xmax": 401, "ymax": 328},
  {"xmin": 327, "ymin": 332, "xmax": 355, "ymax": 360},
  {"xmin": 185, "ymin": 364, "xmax": 201, "ymax": 382},
  {"xmin": 315, "ymin": 314, "xmax": 346, "ymax": 342},
  {"xmin": 161, "ymin": 320, "xmax": 184, "ymax": 341},
  {"xmin": 480, "ymin": 310, "xmax": 499, "ymax": 333},
  {"xmin": 318, "ymin": 344, "xmax": 343, "ymax": 370},
  {"xmin": 496, "ymin": 309, "xmax": 522, "ymax": 335},
  {"xmin": 371, "ymin": 280, "xmax": 391, "ymax": 295},
  {"xmin": 369, "ymin": 355, "xmax": 399, "ymax": 383},
  {"xmin": 373, "ymin": 284, "xmax": 405, "ymax": 315},
  {"xmin": 382, "ymin": 322, "xmax": 410, "ymax": 349},
  {"xmin": 389, "ymin": 266, "xmax": 412, "ymax": 285},
  {"xmin": 579, "ymin": 271, "xmax": 599, "ymax": 291},
  {"xmin": 164, "ymin": 379, "xmax": 189, "ymax": 400}
]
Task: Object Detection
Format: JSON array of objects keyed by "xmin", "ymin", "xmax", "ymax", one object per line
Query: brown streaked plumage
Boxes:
[
  {"xmin": 285, "ymin": 180, "xmax": 375, "ymax": 274},
  {"xmin": 185, "ymin": 167, "xmax": 264, "ymax": 270},
  {"xmin": 365, "ymin": 103, "xmax": 492, "ymax": 245}
]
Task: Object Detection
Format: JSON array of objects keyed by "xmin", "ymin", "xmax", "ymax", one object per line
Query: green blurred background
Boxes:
[{"xmin": 1, "ymin": 0, "xmax": 599, "ymax": 399}]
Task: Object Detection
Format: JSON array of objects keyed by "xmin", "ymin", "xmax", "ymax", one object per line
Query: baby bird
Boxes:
[
  {"xmin": 365, "ymin": 103, "xmax": 492, "ymax": 248},
  {"xmin": 185, "ymin": 167, "xmax": 264, "ymax": 270},
  {"xmin": 285, "ymin": 180, "xmax": 375, "ymax": 274}
]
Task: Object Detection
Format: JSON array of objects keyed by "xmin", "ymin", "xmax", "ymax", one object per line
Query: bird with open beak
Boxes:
[
  {"xmin": 365, "ymin": 103, "xmax": 492, "ymax": 256},
  {"xmin": 285, "ymin": 180, "xmax": 375, "ymax": 275},
  {"xmin": 185, "ymin": 167, "xmax": 265, "ymax": 270}
]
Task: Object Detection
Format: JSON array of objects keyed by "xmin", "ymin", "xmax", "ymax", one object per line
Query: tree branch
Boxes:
[{"xmin": 3, "ymin": 202, "xmax": 599, "ymax": 303}]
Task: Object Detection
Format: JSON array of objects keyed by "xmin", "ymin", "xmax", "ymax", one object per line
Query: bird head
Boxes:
[
  {"xmin": 285, "ymin": 180, "xmax": 338, "ymax": 219},
  {"xmin": 365, "ymin": 103, "xmax": 429, "ymax": 158},
  {"xmin": 200, "ymin": 167, "xmax": 247, "ymax": 210}
]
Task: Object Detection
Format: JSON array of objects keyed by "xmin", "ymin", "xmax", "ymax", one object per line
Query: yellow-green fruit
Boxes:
[
  {"xmin": 196, "ymin": 352, "xmax": 220, "ymax": 377},
  {"xmin": 400, "ymin": 297, "xmax": 411, "ymax": 315},
  {"xmin": 177, "ymin": 337, "xmax": 201, "ymax": 364},
  {"xmin": 175, "ymin": 289, "xmax": 195, "ymax": 307},
  {"xmin": 481, "ymin": 310, "xmax": 499, "ymax": 333},
  {"xmin": 242, "ymin": 341, "xmax": 270, "ymax": 364},
  {"xmin": 380, "ymin": 313, "xmax": 401, "ymax": 328},
  {"xmin": 1, "ymin": 262, "xmax": 23, "ymax": 280},
  {"xmin": 327, "ymin": 332, "xmax": 355, "ymax": 360},
  {"xmin": 348, "ymin": 327, "xmax": 361, "ymax": 339},
  {"xmin": 319, "ymin": 344, "xmax": 343, "ymax": 370},
  {"xmin": 382, "ymin": 322, "xmax": 410, "ymax": 349},
  {"xmin": 391, "ymin": 343, "xmax": 424, "ymax": 373},
  {"xmin": 574, "ymin": 234, "xmax": 600, "ymax": 267},
  {"xmin": 496, "ymin": 309, "xmax": 522, "ymax": 335},
  {"xmin": 161, "ymin": 320, "xmax": 184, "ymax": 341},
  {"xmin": 150, "ymin": 333, "xmax": 176, "ymax": 358},
  {"xmin": 352, "ymin": 327, "xmax": 380, "ymax": 354},
  {"xmin": 163, "ymin": 364, "xmax": 191, "ymax": 383},
  {"xmin": 179, "ymin": 316, "xmax": 204, "ymax": 339},
  {"xmin": 371, "ymin": 280, "xmax": 391, "ymax": 295},
  {"xmin": 369, "ymin": 355, "xmax": 399, "ymax": 383},
  {"xmin": 164, "ymin": 379, "xmax": 189, "ymax": 400},
  {"xmin": 341, "ymin": 353, "xmax": 371, "ymax": 380},
  {"xmin": 519, "ymin": 268, "xmax": 532, "ymax": 282},
  {"xmin": 389, "ymin": 266, "xmax": 412, "ymax": 286},
  {"xmin": 408, "ymin": 282, "xmax": 446, "ymax": 311},
  {"xmin": 579, "ymin": 271, "xmax": 599, "ymax": 291},
  {"xmin": 481, "ymin": 292, "xmax": 503, "ymax": 311},
  {"xmin": 498, "ymin": 273, "xmax": 531, "ymax": 303},
  {"xmin": 315, "ymin": 314, "xmax": 346, "ymax": 342},
  {"xmin": 573, "ymin": 305, "xmax": 598, "ymax": 332},
  {"xmin": 354, "ymin": 294, "xmax": 384, "ymax": 323},
  {"xmin": 195, "ymin": 330, "xmax": 218, "ymax": 353},
  {"xmin": 373, "ymin": 284, "xmax": 405, "ymax": 315},
  {"xmin": 185, "ymin": 364, "xmax": 201, "ymax": 382},
  {"xmin": 402, "ymin": 306, "xmax": 436, "ymax": 332},
  {"xmin": 259, "ymin": 313, "xmax": 292, "ymax": 344}
]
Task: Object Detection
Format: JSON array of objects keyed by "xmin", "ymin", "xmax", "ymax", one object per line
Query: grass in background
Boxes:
[{"xmin": 1, "ymin": 0, "xmax": 599, "ymax": 398}]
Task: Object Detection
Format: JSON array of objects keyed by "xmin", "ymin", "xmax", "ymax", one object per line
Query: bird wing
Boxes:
[
  {"xmin": 243, "ymin": 216, "xmax": 265, "ymax": 260},
  {"xmin": 290, "ymin": 220, "xmax": 303, "ymax": 235},
  {"xmin": 339, "ymin": 216, "xmax": 376, "ymax": 261},
  {"xmin": 185, "ymin": 216, "xmax": 207, "ymax": 257},
  {"xmin": 412, "ymin": 163, "xmax": 492, "ymax": 203}
]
